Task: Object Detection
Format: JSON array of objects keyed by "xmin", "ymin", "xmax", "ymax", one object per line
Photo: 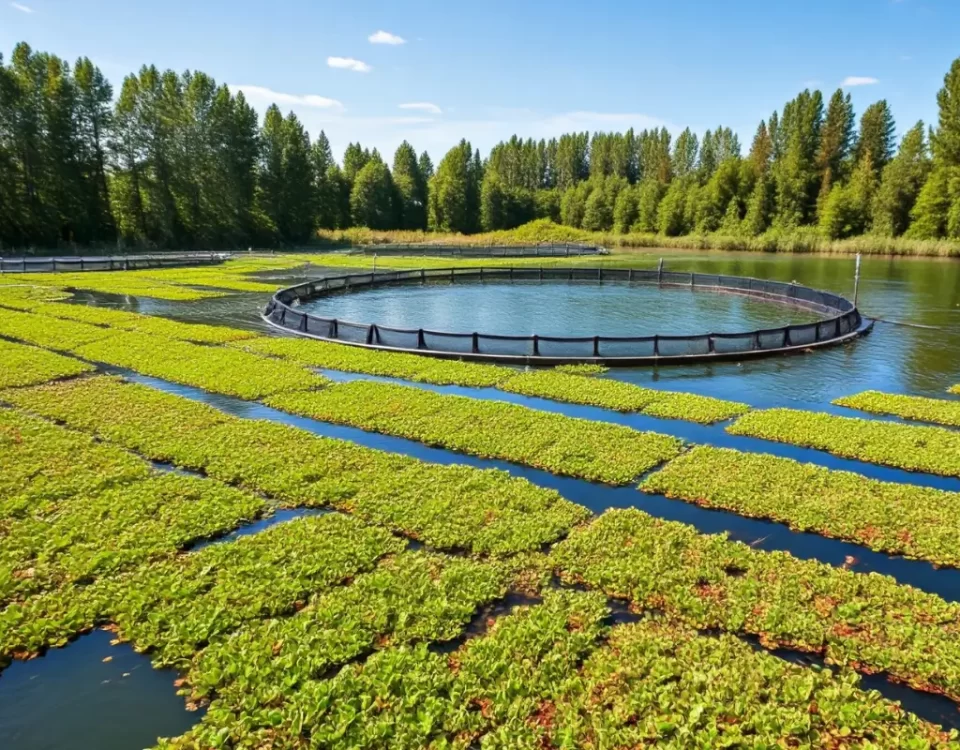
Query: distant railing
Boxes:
[
  {"xmin": 263, "ymin": 267, "xmax": 871, "ymax": 366},
  {"xmin": 0, "ymin": 252, "xmax": 231, "ymax": 274},
  {"xmin": 355, "ymin": 242, "xmax": 606, "ymax": 257}
]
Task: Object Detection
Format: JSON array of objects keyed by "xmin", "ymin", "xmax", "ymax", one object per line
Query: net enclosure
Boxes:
[
  {"xmin": 0, "ymin": 252, "xmax": 230, "ymax": 273},
  {"xmin": 263, "ymin": 266, "xmax": 871, "ymax": 366}
]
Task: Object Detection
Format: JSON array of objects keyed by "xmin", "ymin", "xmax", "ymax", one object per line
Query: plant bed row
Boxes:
[
  {"xmin": 1, "ymin": 472, "xmax": 267, "ymax": 605},
  {"xmin": 641, "ymin": 445, "xmax": 960, "ymax": 567},
  {"xmin": 0, "ymin": 338, "xmax": 93, "ymax": 389},
  {"xmin": 835, "ymin": 390, "xmax": 960, "ymax": 429},
  {"xmin": 728, "ymin": 408, "xmax": 960, "ymax": 478},
  {"xmin": 265, "ymin": 380, "xmax": 683, "ymax": 485},
  {"xmin": 0, "ymin": 407, "xmax": 151, "ymax": 520},
  {"xmin": 161, "ymin": 589, "xmax": 957, "ymax": 749},
  {"xmin": 3, "ymin": 376, "xmax": 590, "ymax": 555},
  {"xmin": 551, "ymin": 508, "xmax": 960, "ymax": 703},
  {"xmin": 0, "ymin": 513, "xmax": 402, "ymax": 669},
  {"xmin": 231, "ymin": 335, "xmax": 748, "ymax": 423}
]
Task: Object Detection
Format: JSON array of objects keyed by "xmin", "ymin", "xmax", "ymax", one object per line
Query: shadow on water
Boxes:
[
  {"xmin": 114, "ymin": 370, "xmax": 960, "ymax": 603},
  {"xmin": 0, "ymin": 630, "xmax": 201, "ymax": 750}
]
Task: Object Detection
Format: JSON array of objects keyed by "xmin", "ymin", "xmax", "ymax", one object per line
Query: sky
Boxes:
[{"xmin": 2, "ymin": 0, "xmax": 958, "ymax": 162}]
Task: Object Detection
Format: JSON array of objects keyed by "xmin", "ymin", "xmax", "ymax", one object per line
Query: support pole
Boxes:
[
  {"xmin": 657, "ymin": 257, "xmax": 664, "ymax": 286},
  {"xmin": 853, "ymin": 253, "xmax": 862, "ymax": 308}
]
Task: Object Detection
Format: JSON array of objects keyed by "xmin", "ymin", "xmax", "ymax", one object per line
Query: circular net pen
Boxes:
[{"xmin": 263, "ymin": 267, "xmax": 873, "ymax": 366}]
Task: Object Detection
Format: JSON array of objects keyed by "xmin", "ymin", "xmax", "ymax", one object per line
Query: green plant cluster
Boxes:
[
  {"xmin": 835, "ymin": 390, "xmax": 960, "ymax": 428},
  {"xmin": 231, "ymin": 334, "xmax": 514, "ymax": 387},
  {"xmin": 0, "ymin": 407, "xmax": 150, "ymax": 520},
  {"xmin": 728, "ymin": 408, "xmax": 960, "ymax": 477},
  {"xmin": 5, "ymin": 376, "xmax": 590, "ymax": 554},
  {"xmin": 182, "ymin": 552, "xmax": 507, "ymax": 715},
  {"xmin": 265, "ymin": 380, "xmax": 683, "ymax": 484},
  {"xmin": 11, "ymin": 272, "xmax": 229, "ymax": 302},
  {"xmin": 551, "ymin": 508, "xmax": 960, "ymax": 701},
  {"xmin": 530, "ymin": 617, "xmax": 957, "ymax": 748},
  {"xmin": 553, "ymin": 363, "xmax": 609, "ymax": 376},
  {"xmin": 1, "ymin": 473, "xmax": 266, "ymax": 604},
  {"xmin": 0, "ymin": 338, "xmax": 93, "ymax": 389},
  {"xmin": 232, "ymin": 334, "xmax": 748, "ymax": 424},
  {"xmin": 501, "ymin": 369, "xmax": 749, "ymax": 423},
  {"xmin": 0, "ymin": 306, "xmax": 117, "ymax": 350},
  {"xmin": 72, "ymin": 331, "xmax": 326, "ymax": 399},
  {"xmin": 0, "ymin": 513, "xmax": 402, "ymax": 668},
  {"xmin": 14, "ymin": 301, "xmax": 259, "ymax": 344},
  {"xmin": 161, "ymin": 589, "xmax": 956, "ymax": 749},
  {"xmin": 642, "ymin": 446, "xmax": 960, "ymax": 566}
]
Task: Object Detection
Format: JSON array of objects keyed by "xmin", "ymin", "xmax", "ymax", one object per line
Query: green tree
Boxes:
[
  {"xmin": 742, "ymin": 172, "xmax": 774, "ymax": 236},
  {"xmin": 672, "ymin": 128, "xmax": 699, "ymax": 179},
  {"xmin": 581, "ymin": 181, "xmax": 613, "ymax": 231},
  {"xmin": 350, "ymin": 158, "xmax": 397, "ymax": 229},
  {"xmin": 872, "ymin": 122, "xmax": 930, "ymax": 237},
  {"xmin": 613, "ymin": 185, "xmax": 639, "ymax": 233},
  {"xmin": 392, "ymin": 141, "xmax": 427, "ymax": 229},
  {"xmin": 932, "ymin": 58, "xmax": 960, "ymax": 166},
  {"xmin": 428, "ymin": 139, "xmax": 480, "ymax": 233},
  {"xmin": 559, "ymin": 182, "xmax": 590, "ymax": 228},
  {"xmin": 634, "ymin": 179, "xmax": 664, "ymax": 233},
  {"xmin": 855, "ymin": 100, "xmax": 896, "ymax": 175},
  {"xmin": 816, "ymin": 89, "xmax": 856, "ymax": 212}
]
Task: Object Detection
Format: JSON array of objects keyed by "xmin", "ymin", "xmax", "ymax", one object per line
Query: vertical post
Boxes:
[
  {"xmin": 373, "ymin": 254, "xmax": 377, "ymax": 274},
  {"xmin": 532, "ymin": 334, "xmax": 540, "ymax": 357},
  {"xmin": 657, "ymin": 257, "xmax": 663, "ymax": 286},
  {"xmin": 853, "ymin": 253, "xmax": 862, "ymax": 308},
  {"xmin": 593, "ymin": 336, "xmax": 600, "ymax": 357},
  {"xmin": 417, "ymin": 328, "xmax": 426, "ymax": 349},
  {"xmin": 472, "ymin": 332, "xmax": 479, "ymax": 354}
]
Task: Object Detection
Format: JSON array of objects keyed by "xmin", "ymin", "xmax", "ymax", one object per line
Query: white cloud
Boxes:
[
  {"xmin": 228, "ymin": 84, "xmax": 343, "ymax": 110},
  {"xmin": 369, "ymin": 30, "xmax": 405, "ymax": 45},
  {"xmin": 327, "ymin": 56, "xmax": 372, "ymax": 73},
  {"xmin": 10, "ymin": 2, "xmax": 33, "ymax": 13},
  {"xmin": 399, "ymin": 102, "xmax": 442, "ymax": 115},
  {"xmin": 842, "ymin": 76, "xmax": 879, "ymax": 87}
]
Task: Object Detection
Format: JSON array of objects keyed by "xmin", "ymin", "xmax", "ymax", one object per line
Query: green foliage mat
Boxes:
[
  {"xmin": 5, "ymin": 376, "xmax": 590, "ymax": 555},
  {"xmin": 265, "ymin": 380, "xmax": 683, "ymax": 484},
  {"xmin": 551, "ymin": 508, "xmax": 960, "ymax": 702},
  {"xmin": 0, "ymin": 338, "xmax": 93, "ymax": 389},
  {"xmin": 728, "ymin": 408, "xmax": 960, "ymax": 477},
  {"xmin": 835, "ymin": 390, "xmax": 960, "ymax": 428},
  {"xmin": 642, "ymin": 445, "xmax": 960, "ymax": 566}
]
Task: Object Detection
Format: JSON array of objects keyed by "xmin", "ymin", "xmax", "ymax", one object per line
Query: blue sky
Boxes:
[{"xmin": 2, "ymin": 0, "xmax": 958, "ymax": 161}]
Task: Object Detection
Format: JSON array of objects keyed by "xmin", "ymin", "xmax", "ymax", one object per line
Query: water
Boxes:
[
  {"xmin": 298, "ymin": 279, "xmax": 822, "ymax": 337},
  {"xmin": 0, "ymin": 630, "xmax": 202, "ymax": 750}
]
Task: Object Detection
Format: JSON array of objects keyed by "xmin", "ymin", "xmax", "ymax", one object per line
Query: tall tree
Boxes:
[
  {"xmin": 428, "ymin": 139, "xmax": 480, "ymax": 233},
  {"xmin": 350, "ymin": 158, "xmax": 397, "ymax": 229},
  {"xmin": 672, "ymin": 128, "xmax": 699, "ymax": 179},
  {"xmin": 816, "ymin": 89, "xmax": 856, "ymax": 210},
  {"xmin": 392, "ymin": 140, "xmax": 427, "ymax": 230},
  {"xmin": 872, "ymin": 122, "xmax": 931, "ymax": 237},
  {"xmin": 855, "ymin": 100, "xmax": 896, "ymax": 175}
]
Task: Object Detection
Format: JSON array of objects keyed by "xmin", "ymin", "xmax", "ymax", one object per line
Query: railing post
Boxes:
[
  {"xmin": 653, "ymin": 335, "xmax": 660, "ymax": 356},
  {"xmin": 753, "ymin": 332, "xmax": 760, "ymax": 350},
  {"xmin": 707, "ymin": 335, "xmax": 715, "ymax": 353},
  {"xmin": 593, "ymin": 336, "xmax": 600, "ymax": 357},
  {"xmin": 690, "ymin": 272, "xmax": 694, "ymax": 289},
  {"xmin": 533, "ymin": 334, "xmax": 540, "ymax": 357},
  {"xmin": 472, "ymin": 332, "xmax": 479, "ymax": 354},
  {"xmin": 79, "ymin": 258, "xmax": 84, "ymax": 271},
  {"xmin": 417, "ymin": 328, "xmax": 425, "ymax": 349},
  {"xmin": 331, "ymin": 319, "xmax": 338, "ymax": 339},
  {"xmin": 366, "ymin": 325, "xmax": 376, "ymax": 345},
  {"xmin": 657, "ymin": 257, "xmax": 663, "ymax": 286},
  {"xmin": 300, "ymin": 314, "xmax": 308, "ymax": 332},
  {"xmin": 783, "ymin": 327, "xmax": 792, "ymax": 347}
]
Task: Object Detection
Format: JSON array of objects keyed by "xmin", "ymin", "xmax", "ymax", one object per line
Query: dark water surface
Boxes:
[{"xmin": 0, "ymin": 631, "xmax": 201, "ymax": 750}]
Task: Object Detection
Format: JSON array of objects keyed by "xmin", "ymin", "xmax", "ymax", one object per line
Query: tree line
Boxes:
[{"xmin": 2, "ymin": 41, "xmax": 959, "ymax": 250}]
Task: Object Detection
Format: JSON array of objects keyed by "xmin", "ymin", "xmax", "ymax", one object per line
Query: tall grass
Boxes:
[{"xmin": 316, "ymin": 220, "xmax": 960, "ymax": 258}]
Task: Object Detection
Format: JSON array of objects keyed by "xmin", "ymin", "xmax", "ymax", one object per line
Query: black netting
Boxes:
[
  {"xmin": 265, "ymin": 267, "xmax": 862, "ymax": 362},
  {"xmin": 477, "ymin": 336, "xmax": 535, "ymax": 357},
  {"xmin": 537, "ymin": 337, "xmax": 598, "ymax": 358},
  {"xmin": 757, "ymin": 330, "xmax": 788, "ymax": 349},
  {"xmin": 595, "ymin": 338, "xmax": 658, "ymax": 358},
  {"xmin": 712, "ymin": 333, "xmax": 757, "ymax": 354},
  {"xmin": 335, "ymin": 321, "xmax": 371, "ymax": 344},
  {"xmin": 788, "ymin": 323, "xmax": 818, "ymax": 347},
  {"xmin": 422, "ymin": 331, "xmax": 475, "ymax": 354},
  {"xmin": 374, "ymin": 327, "xmax": 421, "ymax": 350}
]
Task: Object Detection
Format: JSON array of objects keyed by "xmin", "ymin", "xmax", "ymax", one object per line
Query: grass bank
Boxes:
[{"xmin": 317, "ymin": 219, "xmax": 960, "ymax": 258}]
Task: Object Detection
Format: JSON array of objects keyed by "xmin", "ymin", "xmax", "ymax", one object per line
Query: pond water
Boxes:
[
  {"xmin": 297, "ymin": 280, "xmax": 822, "ymax": 337},
  {"xmin": 0, "ymin": 630, "xmax": 201, "ymax": 750}
]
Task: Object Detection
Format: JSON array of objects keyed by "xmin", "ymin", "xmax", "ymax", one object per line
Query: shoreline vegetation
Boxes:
[
  {"xmin": 316, "ymin": 219, "xmax": 960, "ymax": 257},
  {"xmin": 3, "ymin": 42, "xmax": 960, "ymax": 258}
]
